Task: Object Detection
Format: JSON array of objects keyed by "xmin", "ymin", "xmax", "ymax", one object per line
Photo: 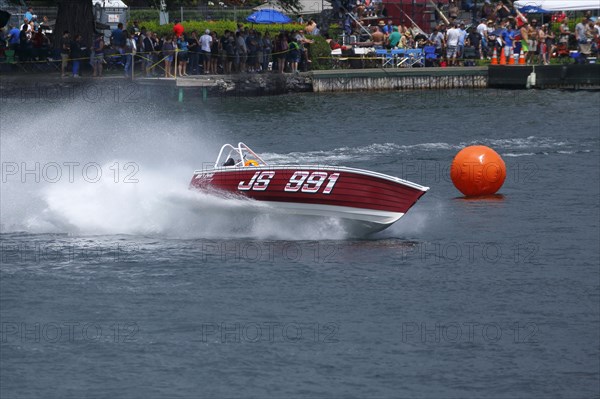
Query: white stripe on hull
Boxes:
[{"xmin": 259, "ymin": 201, "xmax": 405, "ymax": 234}]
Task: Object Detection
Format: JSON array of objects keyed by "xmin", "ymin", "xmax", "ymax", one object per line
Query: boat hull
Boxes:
[{"xmin": 190, "ymin": 166, "xmax": 428, "ymax": 233}]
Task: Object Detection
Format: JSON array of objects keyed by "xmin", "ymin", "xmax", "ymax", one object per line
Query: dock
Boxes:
[
  {"xmin": 1, "ymin": 64, "xmax": 598, "ymax": 102},
  {"xmin": 136, "ymin": 64, "xmax": 599, "ymax": 95},
  {"xmin": 311, "ymin": 67, "xmax": 488, "ymax": 92}
]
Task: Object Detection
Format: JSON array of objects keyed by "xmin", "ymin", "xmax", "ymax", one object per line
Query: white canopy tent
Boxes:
[
  {"xmin": 254, "ymin": 0, "xmax": 331, "ymax": 15},
  {"xmin": 514, "ymin": 0, "xmax": 600, "ymax": 12},
  {"xmin": 92, "ymin": 0, "xmax": 128, "ymax": 9}
]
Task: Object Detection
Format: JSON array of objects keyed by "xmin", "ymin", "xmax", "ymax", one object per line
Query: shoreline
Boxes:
[{"xmin": 1, "ymin": 65, "xmax": 599, "ymax": 100}]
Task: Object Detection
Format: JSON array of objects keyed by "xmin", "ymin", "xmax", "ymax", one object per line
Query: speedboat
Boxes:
[{"xmin": 190, "ymin": 143, "xmax": 429, "ymax": 234}]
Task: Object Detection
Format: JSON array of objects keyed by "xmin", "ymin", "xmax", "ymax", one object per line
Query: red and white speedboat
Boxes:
[{"xmin": 190, "ymin": 143, "xmax": 429, "ymax": 234}]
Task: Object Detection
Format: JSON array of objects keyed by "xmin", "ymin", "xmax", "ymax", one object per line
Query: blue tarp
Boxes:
[{"xmin": 246, "ymin": 9, "xmax": 291, "ymax": 24}]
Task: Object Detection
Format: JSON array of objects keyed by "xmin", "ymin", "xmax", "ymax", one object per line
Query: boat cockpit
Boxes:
[{"xmin": 215, "ymin": 142, "xmax": 268, "ymax": 168}]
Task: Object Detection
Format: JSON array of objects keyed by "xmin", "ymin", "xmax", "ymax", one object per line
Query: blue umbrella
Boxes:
[
  {"xmin": 246, "ymin": 9, "xmax": 291, "ymax": 24},
  {"xmin": 519, "ymin": 5, "xmax": 551, "ymax": 13}
]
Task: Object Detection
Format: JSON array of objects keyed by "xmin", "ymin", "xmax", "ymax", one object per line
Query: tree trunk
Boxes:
[{"xmin": 54, "ymin": 0, "xmax": 95, "ymax": 49}]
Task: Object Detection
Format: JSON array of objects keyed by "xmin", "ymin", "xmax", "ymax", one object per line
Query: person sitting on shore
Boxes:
[
  {"xmin": 324, "ymin": 33, "xmax": 341, "ymax": 50},
  {"xmin": 383, "ymin": 19, "xmax": 394, "ymax": 36},
  {"xmin": 371, "ymin": 25, "xmax": 385, "ymax": 48},
  {"xmin": 295, "ymin": 29, "xmax": 313, "ymax": 65},
  {"xmin": 306, "ymin": 20, "xmax": 320, "ymax": 36},
  {"xmin": 387, "ymin": 26, "xmax": 401, "ymax": 49}
]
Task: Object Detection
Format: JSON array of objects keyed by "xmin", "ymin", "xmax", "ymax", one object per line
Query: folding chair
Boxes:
[
  {"xmin": 391, "ymin": 48, "xmax": 406, "ymax": 67},
  {"xmin": 375, "ymin": 48, "xmax": 393, "ymax": 67},
  {"xmin": 405, "ymin": 49, "xmax": 424, "ymax": 67}
]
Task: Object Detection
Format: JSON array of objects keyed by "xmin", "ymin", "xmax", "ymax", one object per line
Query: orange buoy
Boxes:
[{"xmin": 450, "ymin": 146, "xmax": 506, "ymax": 196}]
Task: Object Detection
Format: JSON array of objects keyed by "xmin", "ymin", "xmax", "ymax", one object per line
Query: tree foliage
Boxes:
[{"xmin": 54, "ymin": 0, "xmax": 95, "ymax": 49}]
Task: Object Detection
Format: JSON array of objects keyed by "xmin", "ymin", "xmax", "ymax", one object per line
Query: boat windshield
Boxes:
[{"xmin": 214, "ymin": 142, "xmax": 268, "ymax": 168}]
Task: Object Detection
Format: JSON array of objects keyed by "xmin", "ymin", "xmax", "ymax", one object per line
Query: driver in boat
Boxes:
[{"xmin": 222, "ymin": 157, "xmax": 258, "ymax": 167}]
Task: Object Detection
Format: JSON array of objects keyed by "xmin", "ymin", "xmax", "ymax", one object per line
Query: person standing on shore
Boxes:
[
  {"xmin": 262, "ymin": 31, "xmax": 272, "ymax": 72},
  {"xmin": 177, "ymin": 34, "xmax": 189, "ymax": 76},
  {"xmin": 162, "ymin": 35, "xmax": 175, "ymax": 78},
  {"xmin": 92, "ymin": 33, "xmax": 104, "ymax": 77},
  {"xmin": 575, "ymin": 17, "xmax": 590, "ymax": 54},
  {"xmin": 210, "ymin": 31, "xmax": 219, "ymax": 74},
  {"xmin": 8, "ymin": 25, "xmax": 20, "ymax": 53},
  {"xmin": 123, "ymin": 31, "xmax": 136, "ymax": 78},
  {"xmin": 69, "ymin": 34, "xmax": 82, "ymax": 77},
  {"xmin": 60, "ymin": 31, "xmax": 70, "ymax": 78},
  {"xmin": 235, "ymin": 31, "xmax": 247, "ymax": 73},
  {"xmin": 527, "ymin": 19, "xmax": 538, "ymax": 64},
  {"xmin": 275, "ymin": 33, "xmax": 288, "ymax": 73},
  {"xmin": 446, "ymin": 23, "xmax": 460, "ymax": 66},
  {"xmin": 457, "ymin": 23, "xmax": 467, "ymax": 60},
  {"xmin": 188, "ymin": 31, "xmax": 200, "ymax": 75},
  {"xmin": 200, "ymin": 29, "xmax": 212, "ymax": 74},
  {"xmin": 222, "ymin": 30, "xmax": 234, "ymax": 74},
  {"xmin": 476, "ymin": 18, "xmax": 488, "ymax": 58},
  {"xmin": 520, "ymin": 22, "xmax": 529, "ymax": 63},
  {"xmin": 287, "ymin": 33, "xmax": 300, "ymax": 74},
  {"xmin": 430, "ymin": 26, "xmax": 445, "ymax": 57},
  {"xmin": 466, "ymin": 26, "xmax": 483, "ymax": 60},
  {"xmin": 254, "ymin": 31, "xmax": 263, "ymax": 72},
  {"xmin": 502, "ymin": 23, "xmax": 515, "ymax": 59},
  {"xmin": 143, "ymin": 30, "xmax": 156, "ymax": 76},
  {"xmin": 111, "ymin": 22, "xmax": 125, "ymax": 52},
  {"xmin": 537, "ymin": 24, "xmax": 548, "ymax": 65},
  {"xmin": 559, "ymin": 17, "xmax": 571, "ymax": 46},
  {"xmin": 18, "ymin": 23, "xmax": 31, "ymax": 61}
]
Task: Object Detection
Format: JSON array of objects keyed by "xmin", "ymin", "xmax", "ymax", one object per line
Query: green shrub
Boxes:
[
  {"xmin": 309, "ymin": 36, "xmax": 333, "ymax": 70},
  {"xmin": 139, "ymin": 20, "xmax": 306, "ymax": 36}
]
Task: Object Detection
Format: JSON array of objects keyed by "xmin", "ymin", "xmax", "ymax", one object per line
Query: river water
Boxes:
[{"xmin": 1, "ymin": 87, "xmax": 599, "ymax": 398}]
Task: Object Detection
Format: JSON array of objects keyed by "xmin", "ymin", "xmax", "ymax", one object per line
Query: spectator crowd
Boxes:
[
  {"xmin": 1, "ymin": 2, "xmax": 599, "ymax": 77},
  {"xmin": 0, "ymin": 9, "xmax": 321, "ymax": 78},
  {"xmin": 337, "ymin": 0, "xmax": 600, "ymax": 66}
]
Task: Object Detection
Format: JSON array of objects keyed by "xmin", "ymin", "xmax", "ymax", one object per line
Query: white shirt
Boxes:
[
  {"xmin": 200, "ymin": 34, "xmax": 212, "ymax": 52},
  {"xmin": 446, "ymin": 27, "xmax": 460, "ymax": 46},
  {"xmin": 477, "ymin": 23, "xmax": 487, "ymax": 38}
]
